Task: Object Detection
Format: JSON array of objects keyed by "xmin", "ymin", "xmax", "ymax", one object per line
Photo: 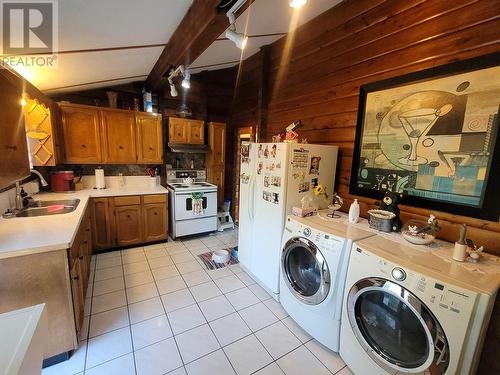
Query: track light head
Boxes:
[
  {"xmin": 289, "ymin": 0, "xmax": 307, "ymax": 9},
  {"xmin": 225, "ymin": 29, "xmax": 248, "ymax": 50},
  {"xmin": 170, "ymin": 83, "xmax": 178, "ymax": 97},
  {"xmin": 181, "ymin": 69, "xmax": 190, "ymax": 89}
]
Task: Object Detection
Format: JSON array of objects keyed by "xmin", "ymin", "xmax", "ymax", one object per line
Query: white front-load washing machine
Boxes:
[
  {"xmin": 341, "ymin": 235, "xmax": 499, "ymax": 375},
  {"xmin": 280, "ymin": 214, "xmax": 375, "ymax": 352}
]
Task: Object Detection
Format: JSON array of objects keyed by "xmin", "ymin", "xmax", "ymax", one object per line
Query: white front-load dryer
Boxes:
[
  {"xmin": 340, "ymin": 236, "xmax": 499, "ymax": 375},
  {"xmin": 279, "ymin": 215, "xmax": 374, "ymax": 352}
]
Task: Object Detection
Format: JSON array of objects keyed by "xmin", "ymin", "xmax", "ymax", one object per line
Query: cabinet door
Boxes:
[
  {"xmin": 208, "ymin": 122, "xmax": 226, "ymax": 165},
  {"xmin": 24, "ymin": 98, "xmax": 57, "ymax": 166},
  {"xmin": 0, "ymin": 79, "xmax": 30, "ymax": 189},
  {"xmin": 70, "ymin": 258, "xmax": 84, "ymax": 336},
  {"xmin": 142, "ymin": 203, "xmax": 168, "ymax": 242},
  {"xmin": 136, "ymin": 113, "xmax": 163, "ymax": 163},
  {"xmin": 207, "ymin": 165, "xmax": 225, "ymax": 207},
  {"xmin": 168, "ymin": 117, "xmax": 188, "ymax": 143},
  {"xmin": 60, "ymin": 104, "xmax": 102, "ymax": 163},
  {"xmin": 187, "ymin": 120, "xmax": 205, "ymax": 144},
  {"xmin": 91, "ymin": 198, "xmax": 115, "ymax": 250},
  {"xmin": 115, "ymin": 205, "xmax": 142, "ymax": 246},
  {"xmin": 101, "ymin": 110, "xmax": 137, "ymax": 163}
]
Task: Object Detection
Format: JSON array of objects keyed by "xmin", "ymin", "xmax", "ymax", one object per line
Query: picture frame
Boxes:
[{"xmin": 350, "ymin": 53, "xmax": 500, "ymax": 221}]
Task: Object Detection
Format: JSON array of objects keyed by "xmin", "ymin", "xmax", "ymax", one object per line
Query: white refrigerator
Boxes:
[{"xmin": 238, "ymin": 142, "xmax": 338, "ymax": 300}]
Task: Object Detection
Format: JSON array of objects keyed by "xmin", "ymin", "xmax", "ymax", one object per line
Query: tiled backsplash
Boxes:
[{"xmin": 165, "ymin": 153, "xmax": 205, "ymax": 169}]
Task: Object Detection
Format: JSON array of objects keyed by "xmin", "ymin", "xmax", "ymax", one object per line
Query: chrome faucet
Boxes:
[
  {"xmin": 14, "ymin": 170, "xmax": 49, "ymax": 210},
  {"xmin": 30, "ymin": 169, "xmax": 48, "ymax": 187}
]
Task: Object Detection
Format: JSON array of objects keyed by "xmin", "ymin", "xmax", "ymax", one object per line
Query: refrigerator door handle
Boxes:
[{"xmin": 249, "ymin": 174, "xmax": 256, "ymax": 221}]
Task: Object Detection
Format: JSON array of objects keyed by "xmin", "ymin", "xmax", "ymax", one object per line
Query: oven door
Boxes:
[
  {"xmin": 174, "ymin": 191, "xmax": 217, "ymax": 220},
  {"xmin": 347, "ymin": 278, "xmax": 449, "ymax": 374},
  {"xmin": 281, "ymin": 237, "xmax": 330, "ymax": 305}
]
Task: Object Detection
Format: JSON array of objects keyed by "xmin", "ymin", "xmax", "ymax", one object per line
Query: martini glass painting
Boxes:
[{"xmin": 398, "ymin": 104, "xmax": 452, "ymax": 166}]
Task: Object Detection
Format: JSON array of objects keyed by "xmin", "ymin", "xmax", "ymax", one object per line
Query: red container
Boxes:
[{"xmin": 51, "ymin": 171, "xmax": 74, "ymax": 192}]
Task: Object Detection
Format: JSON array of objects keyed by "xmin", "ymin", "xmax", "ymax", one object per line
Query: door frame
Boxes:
[{"xmin": 233, "ymin": 126, "xmax": 254, "ymax": 224}]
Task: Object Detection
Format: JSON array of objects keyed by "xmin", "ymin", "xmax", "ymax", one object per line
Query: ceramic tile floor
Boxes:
[{"xmin": 42, "ymin": 229, "xmax": 352, "ymax": 375}]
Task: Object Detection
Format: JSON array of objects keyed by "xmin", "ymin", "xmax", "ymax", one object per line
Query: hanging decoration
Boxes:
[{"xmin": 191, "ymin": 192, "xmax": 204, "ymax": 215}]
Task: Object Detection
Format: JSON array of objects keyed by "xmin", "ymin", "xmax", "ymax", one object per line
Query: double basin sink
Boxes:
[{"xmin": 15, "ymin": 199, "xmax": 80, "ymax": 217}]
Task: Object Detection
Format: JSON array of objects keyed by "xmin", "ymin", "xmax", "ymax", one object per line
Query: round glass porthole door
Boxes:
[
  {"xmin": 347, "ymin": 278, "xmax": 449, "ymax": 374},
  {"xmin": 282, "ymin": 237, "xmax": 330, "ymax": 305}
]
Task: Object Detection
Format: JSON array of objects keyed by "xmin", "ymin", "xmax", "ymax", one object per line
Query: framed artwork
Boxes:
[{"xmin": 350, "ymin": 53, "xmax": 500, "ymax": 221}]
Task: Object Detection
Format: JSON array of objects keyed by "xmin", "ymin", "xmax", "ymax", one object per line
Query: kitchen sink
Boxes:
[{"xmin": 15, "ymin": 199, "xmax": 80, "ymax": 217}]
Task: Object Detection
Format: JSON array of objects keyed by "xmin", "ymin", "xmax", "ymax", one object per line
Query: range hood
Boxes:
[{"xmin": 168, "ymin": 143, "xmax": 210, "ymax": 153}]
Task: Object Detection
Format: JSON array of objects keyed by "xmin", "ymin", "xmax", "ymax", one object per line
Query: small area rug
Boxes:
[{"xmin": 198, "ymin": 249, "xmax": 239, "ymax": 270}]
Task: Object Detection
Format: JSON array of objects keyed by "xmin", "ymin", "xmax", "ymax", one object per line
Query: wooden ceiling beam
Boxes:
[{"xmin": 146, "ymin": 0, "xmax": 253, "ymax": 91}]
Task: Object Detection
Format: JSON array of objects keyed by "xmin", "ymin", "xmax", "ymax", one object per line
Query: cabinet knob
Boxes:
[
  {"xmin": 127, "ymin": 214, "xmax": 131, "ymax": 218},
  {"xmin": 83, "ymin": 240, "xmax": 88, "ymax": 244},
  {"xmin": 5, "ymin": 145, "xmax": 17, "ymax": 150},
  {"xmin": 149, "ymin": 147, "xmax": 153, "ymax": 150},
  {"xmin": 177, "ymin": 133, "xmax": 181, "ymax": 136},
  {"xmin": 79, "ymin": 256, "xmax": 83, "ymax": 260},
  {"xmin": 119, "ymin": 145, "xmax": 124, "ymax": 150},
  {"xmin": 73, "ymin": 276, "xmax": 79, "ymax": 281},
  {"xmin": 154, "ymin": 212, "xmax": 158, "ymax": 216},
  {"xmin": 81, "ymin": 144, "xmax": 86, "ymax": 148}
]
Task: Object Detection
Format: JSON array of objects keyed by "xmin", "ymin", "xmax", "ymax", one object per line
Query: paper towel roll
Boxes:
[{"xmin": 95, "ymin": 169, "xmax": 105, "ymax": 189}]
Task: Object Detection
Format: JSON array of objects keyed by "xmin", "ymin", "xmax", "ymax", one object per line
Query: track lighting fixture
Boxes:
[
  {"xmin": 167, "ymin": 65, "xmax": 191, "ymax": 97},
  {"xmin": 289, "ymin": 0, "xmax": 307, "ymax": 9},
  {"xmin": 225, "ymin": 0, "xmax": 248, "ymax": 50}
]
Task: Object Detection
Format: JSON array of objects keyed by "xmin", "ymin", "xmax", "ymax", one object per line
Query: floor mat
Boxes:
[{"xmin": 198, "ymin": 249, "xmax": 239, "ymax": 270}]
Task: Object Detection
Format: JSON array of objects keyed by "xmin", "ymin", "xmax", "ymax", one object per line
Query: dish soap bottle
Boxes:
[{"xmin": 348, "ymin": 199, "xmax": 360, "ymax": 223}]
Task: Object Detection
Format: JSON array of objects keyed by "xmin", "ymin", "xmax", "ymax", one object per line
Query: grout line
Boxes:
[{"xmin": 118, "ymin": 250, "xmax": 138, "ymax": 375}]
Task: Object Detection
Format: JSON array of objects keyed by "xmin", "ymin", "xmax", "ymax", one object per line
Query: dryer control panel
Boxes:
[{"xmin": 353, "ymin": 246, "xmax": 479, "ymax": 320}]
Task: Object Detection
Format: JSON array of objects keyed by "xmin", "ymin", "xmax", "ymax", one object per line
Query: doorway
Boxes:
[{"xmin": 233, "ymin": 126, "xmax": 253, "ymax": 224}]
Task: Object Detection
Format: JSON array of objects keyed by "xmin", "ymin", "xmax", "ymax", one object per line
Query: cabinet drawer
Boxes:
[
  {"xmin": 143, "ymin": 194, "xmax": 167, "ymax": 204},
  {"xmin": 114, "ymin": 195, "xmax": 141, "ymax": 206}
]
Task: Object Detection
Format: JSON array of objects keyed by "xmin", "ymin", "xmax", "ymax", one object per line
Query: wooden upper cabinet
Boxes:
[
  {"xmin": 60, "ymin": 104, "xmax": 102, "ymax": 163},
  {"xmin": 136, "ymin": 113, "xmax": 163, "ymax": 164},
  {"xmin": 168, "ymin": 117, "xmax": 188, "ymax": 143},
  {"xmin": 115, "ymin": 204, "xmax": 142, "ymax": 246},
  {"xmin": 207, "ymin": 122, "xmax": 226, "ymax": 165},
  {"xmin": 207, "ymin": 164, "xmax": 225, "ymax": 207},
  {"xmin": 168, "ymin": 117, "xmax": 205, "ymax": 144},
  {"xmin": 101, "ymin": 110, "xmax": 137, "ymax": 163},
  {"xmin": 0, "ymin": 80, "xmax": 31, "ymax": 189},
  {"xmin": 187, "ymin": 120, "xmax": 204, "ymax": 144}
]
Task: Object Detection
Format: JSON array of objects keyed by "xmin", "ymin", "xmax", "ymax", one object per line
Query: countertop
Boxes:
[
  {"xmin": 0, "ymin": 184, "xmax": 168, "ymax": 259},
  {"xmin": 0, "ymin": 304, "xmax": 47, "ymax": 375}
]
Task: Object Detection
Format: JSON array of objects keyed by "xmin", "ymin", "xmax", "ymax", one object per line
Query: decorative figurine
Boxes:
[
  {"xmin": 453, "ymin": 224, "xmax": 468, "ymax": 262},
  {"xmin": 379, "ymin": 191, "xmax": 402, "ymax": 232},
  {"xmin": 326, "ymin": 193, "xmax": 343, "ymax": 218},
  {"xmin": 401, "ymin": 214, "xmax": 440, "ymax": 245},
  {"xmin": 272, "ymin": 134, "xmax": 283, "ymax": 143},
  {"xmin": 466, "ymin": 238, "xmax": 484, "ymax": 263}
]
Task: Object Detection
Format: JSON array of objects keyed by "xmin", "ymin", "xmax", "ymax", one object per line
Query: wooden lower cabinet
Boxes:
[
  {"xmin": 91, "ymin": 194, "xmax": 168, "ymax": 251},
  {"xmin": 91, "ymin": 198, "xmax": 115, "ymax": 250},
  {"xmin": 0, "ymin": 204, "xmax": 92, "ymax": 360},
  {"xmin": 115, "ymin": 205, "xmax": 143, "ymax": 246},
  {"xmin": 143, "ymin": 203, "xmax": 168, "ymax": 242}
]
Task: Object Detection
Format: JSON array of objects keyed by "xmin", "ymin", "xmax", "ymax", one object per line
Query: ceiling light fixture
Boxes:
[
  {"xmin": 289, "ymin": 0, "xmax": 307, "ymax": 9},
  {"xmin": 225, "ymin": 0, "xmax": 248, "ymax": 50}
]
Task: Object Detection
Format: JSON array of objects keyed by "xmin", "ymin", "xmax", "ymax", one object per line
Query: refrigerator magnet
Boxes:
[
  {"xmin": 299, "ymin": 182, "xmax": 310, "ymax": 193},
  {"xmin": 264, "ymin": 145, "xmax": 269, "ymax": 158},
  {"xmin": 258, "ymin": 144, "xmax": 263, "ymax": 158},
  {"xmin": 272, "ymin": 192, "xmax": 280, "ymax": 204},
  {"xmin": 271, "ymin": 144, "xmax": 277, "ymax": 158},
  {"xmin": 264, "ymin": 174, "xmax": 270, "ymax": 188},
  {"xmin": 240, "ymin": 173, "xmax": 250, "ymax": 184},
  {"xmin": 309, "ymin": 156, "xmax": 321, "ymax": 175},
  {"xmin": 257, "ymin": 162, "xmax": 263, "ymax": 175},
  {"xmin": 271, "ymin": 176, "xmax": 281, "ymax": 187}
]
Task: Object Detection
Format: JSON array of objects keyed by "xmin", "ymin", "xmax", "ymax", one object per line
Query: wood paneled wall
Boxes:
[{"xmin": 233, "ymin": 0, "xmax": 500, "ymax": 255}]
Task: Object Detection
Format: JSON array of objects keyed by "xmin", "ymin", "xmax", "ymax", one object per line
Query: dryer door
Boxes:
[
  {"xmin": 347, "ymin": 278, "xmax": 449, "ymax": 374},
  {"xmin": 281, "ymin": 237, "xmax": 330, "ymax": 305}
]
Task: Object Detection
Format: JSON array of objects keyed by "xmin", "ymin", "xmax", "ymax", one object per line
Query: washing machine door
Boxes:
[
  {"xmin": 281, "ymin": 237, "xmax": 330, "ymax": 305},
  {"xmin": 347, "ymin": 278, "xmax": 449, "ymax": 374}
]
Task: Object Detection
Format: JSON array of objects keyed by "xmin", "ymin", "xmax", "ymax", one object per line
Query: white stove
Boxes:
[{"xmin": 166, "ymin": 169, "xmax": 218, "ymax": 239}]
